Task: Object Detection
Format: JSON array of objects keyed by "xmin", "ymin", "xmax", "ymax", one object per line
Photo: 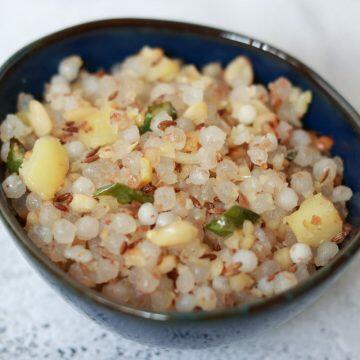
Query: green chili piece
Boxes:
[
  {"xmin": 94, "ymin": 183, "xmax": 154, "ymax": 204},
  {"xmin": 7, "ymin": 138, "xmax": 25, "ymax": 173},
  {"xmin": 139, "ymin": 101, "xmax": 177, "ymax": 134},
  {"xmin": 205, "ymin": 205, "xmax": 260, "ymax": 237}
]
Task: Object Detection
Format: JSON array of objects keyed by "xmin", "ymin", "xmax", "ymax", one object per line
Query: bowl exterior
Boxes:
[
  {"xmin": 12, "ymin": 237, "xmax": 343, "ymax": 348},
  {"xmin": 0, "ymin": 19, "xmax": 359, "ymax": 348}
]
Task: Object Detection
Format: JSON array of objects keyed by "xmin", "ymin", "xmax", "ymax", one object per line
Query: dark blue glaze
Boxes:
[{"xmin": 0, "ymin": 19, "xmax": 359, "ymax": 349}]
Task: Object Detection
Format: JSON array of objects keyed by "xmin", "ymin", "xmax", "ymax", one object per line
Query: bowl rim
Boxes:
[{"xmin": 0, "ymin": 18, "xmax": 359, "ymax": 322}]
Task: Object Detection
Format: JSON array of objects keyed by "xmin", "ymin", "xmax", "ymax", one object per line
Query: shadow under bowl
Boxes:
[{"xmin": 0, "ymin": 19, "xmax": 359, "ymax": 349}]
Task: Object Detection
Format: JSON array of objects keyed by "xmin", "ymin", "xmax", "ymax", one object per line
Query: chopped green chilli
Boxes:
[
  {"xmin": 223, "ymin": 205, "xmax": 260, "ymax": 227},
  {"xmin": 7, "ymin": 138, "xmax": 25, "ymax": 173},
  {"xmin": 94, "ymin": 183, "xmax": 154, "ymax": 204},
  {"xmin": 139, "ymin": 101, "xmax": 177, "ymax": 134},
  {"xmin": 205, "ymin": 216, "xmax": 235, "ymax": 237},
  {"xmin": 206, "ymin": 205, "xmax": 260, "ymax": 236}
]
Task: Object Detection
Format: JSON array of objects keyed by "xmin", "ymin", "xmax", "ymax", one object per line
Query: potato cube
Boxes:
[
  {"xmin": 183, "ymin": 102, "xmax": 208, "ymax": 125},
  {"xmin": 139, "ymin": 157, "xmax": 152, "ymax": 186},
  {"xmin": 69, "ymin": 194, "xmax": 97, "ymax": 213},
  {"xmin": 285, "ymin": 193, "xmax": 342, "ymax": 247},
  {"xmin": 274, "ymin": 247, "xmax": 292, "ymax": 270},
  {"xmin": 146, "ymin": 58, "xmax": 180, "ymax": 82},
  {"xmin": 146, "ymin": 220, "xmax": 198, "ymax": 247},
  {"xmin": 229, "ymin": 273, "xmax": 254, "ymax": 292},
  {"xmin": 65, "ymin": 104, "xmax": 117, "ymax": 148},
  {"xmin": 28, "ymin": 100, "xmax": 53, "ymax": 137},
  {"xmin": 19, "ymin": 136, "xmax": 69, "ymax": 200}
]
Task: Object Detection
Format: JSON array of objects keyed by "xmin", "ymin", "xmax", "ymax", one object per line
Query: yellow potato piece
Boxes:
[
  {"xmin": 146, "ymin": 57, "xmax": 180, "ymax": 82},
  {"xmin": 183, "ymin": 131, "xmax": 199, "ymax": 153},
  {"xmin": 19, "ymin": 136, "xmax": 69, "ymax": 200},
  {"xmin": 65, "ymin": 104, "xmax": 117, "ymax": 148},
  {"xmin": 28, "ymin": 100, "xmax": 53, "ymax": 137},
  {"xmin": 156, "ymin": 254, "xmax": 177, "ymax": 274},
  {"xmin": 69, "ymin": 194, "xmax": 97, "ymax": 213},
  {"xmin": 64, "ymin": 107, "xmax": 96, "ymax": 123},
  {"xmin": 123, "ymin": 247, "xmax": 147, "ymax": 267},
  {"xmin": 229, "ymin": 273, "xmax": 254, "ymax": 292},
  {"xmin": 183, "ymin": 102, "xmax": 208, "ymax": 125},
  {"xmin": 16, "ymin": 111, "xmax": 30, "ymax": 125},
  {"xmin": 146, "ymin": 220, "xmax": 198, "ymax": 247},
  {"xmin": 273, "ymin": 247, "xmax": 292, "ymax": 270},
  {"xmin": 140, "ymin": 46, "xmax": 164, "ymax": 63},
  {"xmin": 224, "ymin": 56, "xmax": 253, "ymax": 87},
  {"xmin": 139, "ymin": 157, "xmax": 152, "ymax": 186},
  {"xmin": 285, "ymin": 193, "xmax": 342, "ymax": 247},
  {"xmin": 159, "ymin": 141, "xmax": 176, "ymax": 159}
]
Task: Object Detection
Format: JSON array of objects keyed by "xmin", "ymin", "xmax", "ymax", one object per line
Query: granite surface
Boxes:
[{"xmin": 0, "ymin": 1, "xmax": 360, "ymax": 359}]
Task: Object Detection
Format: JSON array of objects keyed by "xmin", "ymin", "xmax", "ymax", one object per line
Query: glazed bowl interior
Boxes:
[{"xmin": 0, "ymin": 19, "xmax": 359, "ymax": 321}]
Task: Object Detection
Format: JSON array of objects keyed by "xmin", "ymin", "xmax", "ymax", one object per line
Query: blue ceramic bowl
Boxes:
[{"xmin": 0, "ymin": 19, "xmax": 359, "ymax": 349}]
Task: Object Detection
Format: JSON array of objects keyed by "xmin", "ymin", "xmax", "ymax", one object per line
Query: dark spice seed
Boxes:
[
  {"xmin": 141, "ymin": 183, "xmax": 156, "ymax": 194},
  {"xmin": 195, "ymin": 123, "xmax": 205, "ymax": 130},
  {"xmin": 110, "ymin": 111, "xmax": 122, "ymax": 122},
  {"xmin": 209, "ymin": 170, "xmax": 217, "ymax": 178},
  {"xmin": 120, "ymin": 242, "xmax": 128, "ymax": 255},
  {"xmin": 174, "ymin": 163, "xmax": 182, "ymax": 173},
  {"xmin": 59, "ymin": 133, "xmax": 72, "ymax": 144},
  {"xmin": 54, "ymin": 203, "xmax": 68, "ymax": 212},
  {"xmin": 108, "ymin": 90, "xmax": 119, "ymax": 101},
  {"xmin": 64, "ymin": 126, "xmax": 79, "ymax": 133},
  {"xmin": 126, "ymin": 241, "xmax": 139, "ymax": 251},
  {"xmin": 167, "ymin": 268, "xmax": 179, "ymax": 281},
  {"xmin": 332, "ymin": 224, "xmax": 352, "ymax": 243},
  {"xmin": 212, "ymin": 243, "xmax": 222, "ymax": 252},
  {"xmin": 320, "ymin": 168, "xmax": 330, "ymax": 183},
  {"xmin": 334, "ymin": 173, "xmax": 342, "ymax": 187},
  {"xmin": 85, "ymin": 147, "xmax": 100, "ymax": 158},
  {"xmin": 158, "ymin": 120, "xmax": 177, "ymax": 131},
  {"xmin": 237, "ymin": 192, "xmax": 250, "ymax": 208},
  {"xmin": 208, "ymin": 207, "xmax": 225, "ymax": 214},
  {"xmin": 64, "ymin": 195, "xmax": 73, "ymax": 205},
  {"xmin": 54, "ymin": 192, "xmax": 73, "ymax": 204},
  {"xmin": 222, "ymin": 263, "xmax": 240, "ymax": 276},
  {"xmin": 267, "ymin": 272, "xmax": 279, "ymax": 282},
  {"xmin": 200, "ymin": 253, "xmax": 217, "ymax": 261},
  {"xmin": 216, "ymin": 153, "xmax": 223, "ymax": 162},
  {"xmin": 82, "ymin": 155, "xmax": 99, "ymax": 163},
  {"xmin": 189, "ymin": 195, "xmax": 201, "ymax": 209},
  {"xmin": 204, "ymin": 202, "xmax": 215, "ymax": 210},
  {"xmin": 217, "ymin": 108, "xmax": 227, "ymax": 117}
]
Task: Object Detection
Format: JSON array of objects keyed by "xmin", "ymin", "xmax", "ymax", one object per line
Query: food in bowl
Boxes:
[{"xmin": 0, "ymin": 47, "xmax": 352, "ymax": 312}]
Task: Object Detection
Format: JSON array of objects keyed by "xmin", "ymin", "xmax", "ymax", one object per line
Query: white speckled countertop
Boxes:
[{"xmin": 0, "ymin": 1, "xmax": 359, "ymax": 359}]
